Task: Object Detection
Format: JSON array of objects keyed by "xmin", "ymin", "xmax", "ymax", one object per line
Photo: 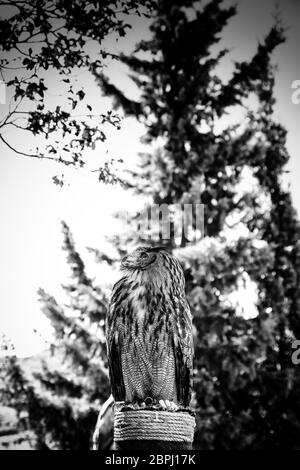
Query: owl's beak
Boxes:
[{"xmin": 121, "ymin": 254, "xmax": 135, "ymax": 269}]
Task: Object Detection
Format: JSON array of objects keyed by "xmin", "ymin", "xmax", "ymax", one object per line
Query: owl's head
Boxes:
[
  {"xmin": 120, "ymin": 246, "xmax": 160, "ymax": 271},
  {"xmin": 120, "ymin": 246, "xmax": 184, "ymax": 288}
]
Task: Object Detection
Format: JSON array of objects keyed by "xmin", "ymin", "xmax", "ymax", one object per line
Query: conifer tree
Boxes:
[
  {"xmin": 93, "ymin": 0, "xmax": 300, "ymax": 448},
  {"xmin": 1, "ymin": 222, "xmax": 112, "ymax": 450}
]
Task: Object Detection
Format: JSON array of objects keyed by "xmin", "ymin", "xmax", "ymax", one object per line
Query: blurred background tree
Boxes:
[
  {"xmin": 95, "ymin": 0, "xmax": 300, "ymax": 449},
  {"xmin": 1, "ymin": 0, "xmax": 300, "ymax": 450},
  {"xmin": 1, "ymin": 222, "xmax": 112, "ymax": 449}
]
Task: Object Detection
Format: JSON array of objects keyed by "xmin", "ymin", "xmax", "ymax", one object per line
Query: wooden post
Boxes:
[
  {"xmin": 92, "ymin": 401, "xmax": 195, "ymax": 450},
  {"xmin": 112, "ymin": 406, "xmax": 195, "ymax": 450},
  {"xmin": 114, "ymin": 439, "xmax": 193, "ymax": 450}
]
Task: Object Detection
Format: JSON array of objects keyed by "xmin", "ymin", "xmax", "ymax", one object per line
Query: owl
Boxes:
[{"xmin": 106, "ymin": 246, "xmax": 193, "ymax": 410}]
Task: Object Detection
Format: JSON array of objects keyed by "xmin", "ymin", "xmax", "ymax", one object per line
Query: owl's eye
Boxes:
[{"xmin": 140, "ymin": 252, "xmax": 149, "ymax": 259}]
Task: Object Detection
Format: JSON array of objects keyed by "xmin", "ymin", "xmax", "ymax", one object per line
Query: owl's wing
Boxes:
[
  {"xmin": 107, "ymin": 330, "xmax": 125, "ymax": 401},
  {"xmin": 106, "ymin": 297, "xmax": 126, "ymax": 402},
  {"xmin": 172, "ymin": 297, "xmax": 193, "ymax": 407}
]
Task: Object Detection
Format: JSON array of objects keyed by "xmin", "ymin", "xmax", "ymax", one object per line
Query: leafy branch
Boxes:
[{"xmin": 0, "ymin": 0, "xmax": 156, "ymax": 181}]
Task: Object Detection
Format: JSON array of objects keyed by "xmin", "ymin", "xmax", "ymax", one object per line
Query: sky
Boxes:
[{"xmin": 0, "ymin": 0, "xmax": 300, "ymax": 357}]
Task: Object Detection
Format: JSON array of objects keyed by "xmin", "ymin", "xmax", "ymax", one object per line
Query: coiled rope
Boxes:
[{"xmin": 114, "ymin": 405, "xmax": 195, "ymax": 442}]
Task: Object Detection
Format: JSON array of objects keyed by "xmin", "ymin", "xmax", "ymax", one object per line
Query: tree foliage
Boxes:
[
  {"xmin": 0, "ymin": 0, "xmax": 155, "ymax": 182},
  {"xmin": 1, "ymin": 222, "xmax": 112, "ymax": 449}
]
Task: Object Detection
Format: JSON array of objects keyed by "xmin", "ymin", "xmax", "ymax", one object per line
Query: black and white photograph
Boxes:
[{"xmin": 0, "ymin": 0, "xmax": 300, "ymax": 451}]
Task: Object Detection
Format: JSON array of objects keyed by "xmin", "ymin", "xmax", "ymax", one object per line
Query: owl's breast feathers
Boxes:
[{"xmin": 106, "ymin": 269, "xmax": 193, "ymax": 406}]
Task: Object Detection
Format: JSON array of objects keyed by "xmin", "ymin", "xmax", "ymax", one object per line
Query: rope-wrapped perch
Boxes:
[{"xmin": 114, "ymin": 406, "xmax": 196, "ymax": 443}]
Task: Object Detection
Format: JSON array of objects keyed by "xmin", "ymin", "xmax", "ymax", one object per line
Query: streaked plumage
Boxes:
[{"xmin": 106, "ymin": 246, "xmax": 193, "ymax": 408}]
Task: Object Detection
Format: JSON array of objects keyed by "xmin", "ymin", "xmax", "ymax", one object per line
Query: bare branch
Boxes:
[{"xmin": 0, "ymin": 133, "xmax": 47, "ymax": 159}]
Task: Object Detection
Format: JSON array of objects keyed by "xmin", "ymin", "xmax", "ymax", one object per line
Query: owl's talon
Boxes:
[
  {"xmin": 159, "ymin": 399, "xmax": 178, "ymax": 411},
  {"xmin": 169, "ymin": 401, "xmax": 179, "ymax": 411},
  {"xmin": 128, "ymin": 402, "xmax": 139, "ymax": 410},
  {"xmin": 159, "ymin": 399, "xmax": 167, "ymax": 409}
]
